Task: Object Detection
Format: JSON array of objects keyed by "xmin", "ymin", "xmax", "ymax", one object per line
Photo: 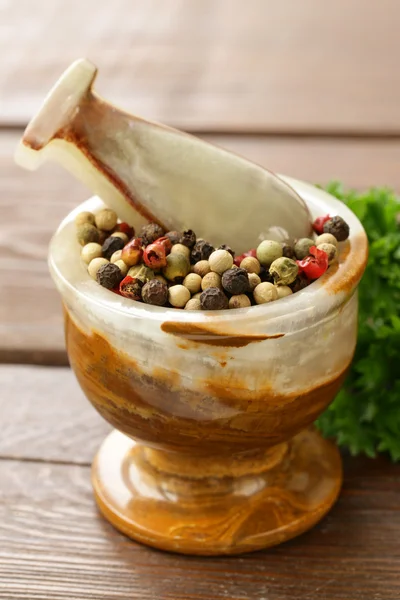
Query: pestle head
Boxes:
[{"xmin": 16, "ymin": 59, "xmax": 312, "ymax": 251}]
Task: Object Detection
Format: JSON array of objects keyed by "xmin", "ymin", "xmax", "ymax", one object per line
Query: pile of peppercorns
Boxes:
[{"xmin": 75, "ymin": 208, "xmax": 350, "ymax": 310}]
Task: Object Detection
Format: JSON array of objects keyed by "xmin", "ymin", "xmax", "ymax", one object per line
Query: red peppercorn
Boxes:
[
  {"xmin": 312, "ymin": 214, "xmax": 331, "ymax": 235},
  {"xmin": 119, "ymin": 276, "xmax": 143, "ymax": 300},
  {"xmin": 115, "ymin": 222, "xmax": 135, "ymax": 238},
  {"xmin": 234, "ymin": 248, "xmax": 256, "ymax": 266},
  {"xmin": 155, "ymin": 236, "xmax": 172, "ymax": 253},
  {"xmin": 297, "ymin": 246, "xmax": 328, "ymax": 280},
  {"xmin": 143, "ymin": 242, "xmax": 167, "ymax": 269}
]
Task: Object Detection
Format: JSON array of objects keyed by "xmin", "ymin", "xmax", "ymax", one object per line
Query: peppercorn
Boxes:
[
  {"xmin": 164, "ymin": 231, "xmax": 182, "ymax": 245},
  {"xmin": 218, "ymin": 244, "xmax": 235, "ymax": 258},
  {"xmin": 253, "ymin": 282, "xmax": 278, "ymax": 304},
  {"xmin": 183, "ymin": 273, "xmax": 202, "ymax": 294},
  {"xmin": 221, "ymin": 268, "xmax": 249, "ymax": 295},
  {"xmin": 259, "ymin": 267, "xmax": 274, "ymax": 284},
  {"xmin": 114, "ymin": 259, "xmax": 129, "ymax": 276},
  {"xmin": 184, "ymin": 298, "xmax": 201, "ymax": 310},
  {"xmin": 229, "ymin": 294, "xmax": 251, "ymax": 309},
  {"xmin": 121, "ymin": 238, "xmax": 143, "ymax": 266},
  {"xmin": 256, "ymin": 240, "xmax": 283, "ymax": 267},
  {"xmin": 294, "ymin": 238, "xmax": 314, "ymax": 260},
  {"xmin": 313, "ymin": 214, "xmax": 331, "ymax": 235},
  {"xmin": 323, "ymin": 215, "xmax": 350, "ymax": 241},
  {"xmin": 110, "ymin": 249, "xmax": 123, "ymax": 263},
  {"xmin": 315, "ymin": 232, "xmax": 338, "ymax": 248},
  {"xmin": 98, "ymin": 230, "xmax": 108, "ymax": 245},
  {"xmin": 102, "ymin": 236, "xmax": 125, "ymax": 260},
  {"xmin": 115, "ymin": 222, "xmax": 135, "ymax": 238},
  {"xmin": 95, "ymin": 208, "xmax": 118, "ymax": 232},
  {"xmin": 168, "ymin": 285, "xmax": 191, "ymax": 308},
  {"xmin": 77, "ymin": 223, "xmax": 100, "ymax": 246},
  {"xmin": 276, "ymin": 285, "xmax": 293, "ymax": 299},
  {"xmin": 88, "ymin": 257, "xmax": 109, "ymax": 279},
  {"xmin": 193, "ymin": 260, "xmax": 211, "ymax": 277},
  {"xmin": 170, "ymin": 243, "xmax": 191, "ymax": 260},
  {"xmin": 111, "ymin": 231, "xmax": 129, "ymax": 245},
  {"xmin": 119, "ymin": 276, "xmax": 144, "ymax": 300},
  {"xmin": 163, "ymin": 253, "xmax": 190, "ymax": 282},
  {"xmin": 142, "ymin": 279, "xmax": 168, "ymax": 306},
  {"xmin": 282, "ymin": 243, "xmax": 295, "ymax": 259},
  {"xmin": 96, "ymin": 262, "xmax": 123, "ymax": 289},
  {"xmin": 200, "ymin": 287, "xmax": 229, "ymax": 310},
  {"xmin": 209, "ymin": 249, "xmax": 233, "ymax": 274},
  {"xmin": 240, "ymin": 256, "xmax": 261, "ymax": 274},
  {"xmin": 290, "ymin": 273, "xmax": 310, "ymax": 293},
  {"xmin": 269, "ymin": 257, "xmax": 299, "ymax": 285},
  {"xmin": 191, "ymin": 240, "xmax": 215, "ymax": 263},
  {"xmin": 317, "ymin": 242, "xmax": 337, "ymax": 265},
  {"xmin": 156, "ymin": 236, "xmax": 172, "ymax": 253},
  {"xmin": 180, "ymin": 229, "xmax": 197, "ymax": 248},
  {"xmin": 75, "ymin": 211, "xmax": 95, "ymax": 227},
  {"xmin": 192, "ymin": 292, "xmax": 202, "ymax": 300},
  {"xmin": 81, "ymin": 242, "xmax": 103, "ymax": 264},
  {"xmin": 201, "ymin": 272, "xmax": 222, "ymax": 291},
  {"xmin": 248, "ymin": 272, "xmax": 261, "ymax": 291},
  {"xmin": 140, "ymin": 223, "xmax": 165, "ymax": 246},
  {"xmin": 128, "ymin": 264, "xmax": 155, "ymax": 282},
  {"xmin": 143, "ymin": 241, "xmax": 167, "ymax": 269},
  {"xmin": 154, "ymin": 274, "xmax": 168, "ymax": 285}
]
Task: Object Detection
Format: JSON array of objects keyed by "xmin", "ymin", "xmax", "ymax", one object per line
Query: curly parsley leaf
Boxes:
[{"xmin": 316, "ymin": 183, "xmax": 400, "ymax": 461}]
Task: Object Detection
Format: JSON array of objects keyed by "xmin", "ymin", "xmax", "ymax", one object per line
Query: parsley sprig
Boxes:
[{"xmin": 316, "ymin": 183, "xmax": 400, "ymax": 461}]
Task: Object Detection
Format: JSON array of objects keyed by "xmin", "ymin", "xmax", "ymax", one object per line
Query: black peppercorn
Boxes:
[
  {"xmin": 218, "ymin": 244, "xmax": 235, "ymax": 258},
  {"xmin": 140, "ymin": 223, "xmax": 165, "ymax": 246},
  {"xmin": 259, "ymin": 267, "xmax": 274, "ymax": 284},
  {"xmin": 102, "ymin": 236, "xmax": 125, "ymax": 260},
  {"xmin": 323, "ymin": 215, "xmax": 350, "ymax": 241},
  {"xmin": 290, "ymin": 272, "xmax": 310, "ymax": 293},
  {"xmin": 142, "ymin": 279, "xmax": 168, "ymax": 306},
  {"xmin": 191, "ymin": 240, "xmax": 215, "ymax": 263},
  {"xmin": 96, "ymin": 263, "xmax": 123, "ymax": 289},
  {"xmin": 180, "ymin": 229, "xmax": 197, "ymax": 248},
  {"xmin": 165, "ymin": 230, "xmax": 182, "ymax": 245},
  {"xmin": 282, "ymin": 243, "xmax": 295, "ymax": 259},
  {"xmin": 200, "ymin": 287, "xmax": 229, "ymax": 310},
  {"xmin": 221, "ymin": 268, "xmax": 250, "ymax": 295}
]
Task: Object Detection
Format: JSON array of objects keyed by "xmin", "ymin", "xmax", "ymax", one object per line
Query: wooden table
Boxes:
[{"xmin": 1, "ymin": 2, "xmax": 399, "ymax": 598}]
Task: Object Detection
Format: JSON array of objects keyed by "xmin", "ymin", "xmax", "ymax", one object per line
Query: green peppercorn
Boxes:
[
  {"xmin": 163, "ymin": 253, "xmax": 190, "ymax": 282},
  {"xmin": 294, "ymin": 238, "xmax": 314, "ymax": 260},
  {"xmin": 256, "ymin": 240, "xmax": 283, "ymax": 267},
  {"xmin": 180, "ymin": 229, "xmax": 197, "ymax": 248},
  {"xmin": 221, "ymin": 268, "xmax": 249, "ymax": 295},
  {"xmin": 142, "ymin": 279, "xmax": 168, "ymax": 306},
  {"xmin": 77, "ymin": 223, "xmax": 100, "ymax": 246},
  {"xmin": 127, "ymin": 264, "xmax": 155, "ymax": 282},
  {"xmin": 140, "ymin": 222, "xmax": 165, "ymax": 246},
  {"xmin": 323, "ymin": 216, "xmax": 350, "ymax": 241},
  {"xmin": 200, "ymin": 287, "xmax": 229, "ymax": 310},
  {"xmin": 269, "ymin": 257, "xmax": 299, "ymax": 285},
  {"xmin": 102, "ymin": 236, "xmax": 125, "ymax": 260},
  {"xmin": 96, "ymin": 263, "xmax": 123, "ymax": 289},
  {"xmin": 191, "ymin": 240, "xmax": 215, "ymax": 263}
]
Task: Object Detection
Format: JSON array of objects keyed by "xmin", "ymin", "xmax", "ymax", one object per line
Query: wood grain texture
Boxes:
[
  {"xmin": 0, "ymin": 455, "xmax": 399, "ymax": 599},
  {"xmin": 3, "ymin": 131, "xmax": 400, "ymax": 360},
  {"xmin": 0, "ymin": 366, "xmax": 110, "ymax": 464},
  {"xmin": 2, "ymin": 0, "xmax": 400, "ymax": 133}
]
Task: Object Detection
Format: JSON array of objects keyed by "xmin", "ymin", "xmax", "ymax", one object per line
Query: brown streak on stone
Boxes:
[{"xmin": 161, "ymin": 321, "xmax": 284, "ymax": 347}]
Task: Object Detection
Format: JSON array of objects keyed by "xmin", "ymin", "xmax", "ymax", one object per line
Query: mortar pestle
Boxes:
[{"xmin": 16, "ymin": 60, "xmax": 368, "ymax": 555}]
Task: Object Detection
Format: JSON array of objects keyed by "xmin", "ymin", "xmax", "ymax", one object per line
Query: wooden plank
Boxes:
[
  {"xmin": 0, "ymin": 456, "xmax": 399, "ymax": 599},
  {"xmin": 0, "ymin": 366, "xmax": 109, "ymax": 464},
  {"xmin": 3, "ymin": 131, "xmax": 400, "ymax": 360},
  {"xmin": 2, "ymin": 0, "xmax": 400, "ymax": 133}
]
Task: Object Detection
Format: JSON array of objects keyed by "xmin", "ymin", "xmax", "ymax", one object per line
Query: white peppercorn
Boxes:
[
  {"xmin": 229, "ymin": 294, "xmax": 251, "ymax": 309},
  {"xmin": 170, "ymin": 243, "xmax": 191, "ymax": 260},
  {"xmin": 75, "ymin": 211, "xmax": 95, "ymax": 227},
  {"xmin": 88, "ymin": 257, "xmax": 109, "ymax": 279},
  {"xmin": 253, "ymin": 282, "xmax": 278, "ymax": 304},
  {"xmin": 95, "ymin": 208, "xmax": 118, "ymax": 231},
  {"xmin": 184, "ymin": 298, "xmax": 202, "ymax": 310},
  {"xmin": 168, "ymin": 285, "xmax": 191, "ymax": 308},
  {"xmin": 201, "ymin": 272, "xmax": 222, "ymax": 291},
  {"xmin": 183, "ymin": 273, "xmax": 202, "ymax": 294},
  {"xmin": 114, "ymin": 259, "xmax": 129, "ymax": 276},
  {"xmin": 81, "ymin": 242, "xmax": 102, "ymax": 264},
  {"xmin": 111, "ymin": 231, "xmax": 129, "ymax": 244},
  {"xmin": 240, "ymin": 256, "xmax": 261, "ymax": 274},
  {"xmin": 208, "ymin": 249, "xmax": 233, "ymax": 274},
  {"xmin": 316, "ymin": 233, "xmax": 338, "ymax": 248},
  {"xmin": 276, "ymin": 285, "xmax": 293, "ymax": 299},
  {"xmin": 193, "ymin": 260, "xmax": 211, "ymax": 277},
  {"xmin": 110, "ymin": 249, "xmax": 123, "ymax": 263},
  {"xmin": 248, "ymin": 273, "xmax": 261, "ymax": 291}
]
